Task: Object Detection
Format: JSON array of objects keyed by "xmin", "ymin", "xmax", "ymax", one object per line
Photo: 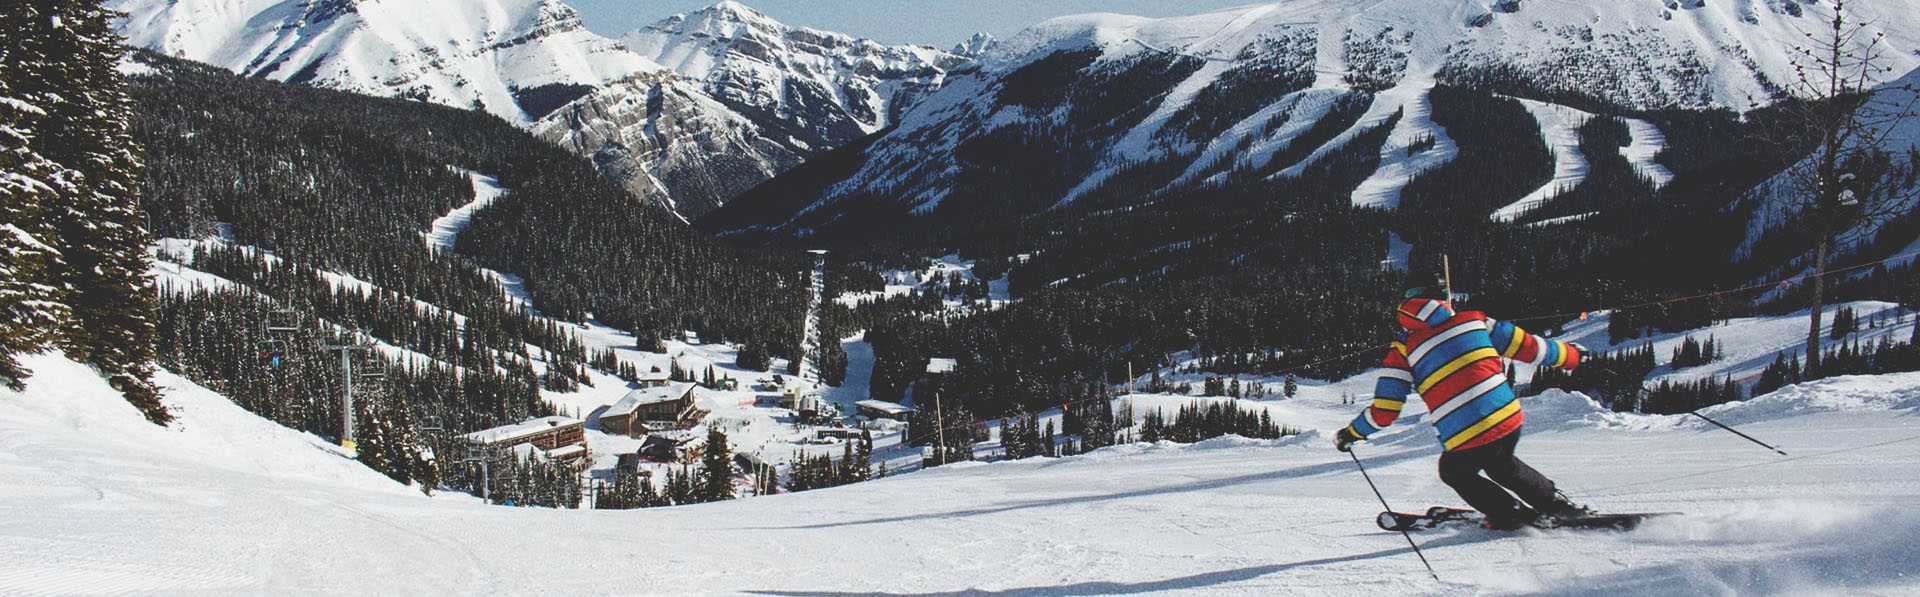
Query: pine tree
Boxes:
[
  {"xmin": 1039, "ymin": 420, "xmax": 1056, "ymax": 456},
  {"xmin": 1283, "ymin": 374, "xmax": 1298, "ymax": 398},
  {"xmin": 25, "ymin": 1, "xmax": 166, "ymax": 423},
  {"xmin": 1831, "ymin": 307, "xmax": 1858, "ymax": 340},
  {"xmin": 0, "ymin": 3, "xmax": 70, "ymax": 390},
  {"xmin": 699, "ymin": 426, "xmax": 734, "ymax": 502}
]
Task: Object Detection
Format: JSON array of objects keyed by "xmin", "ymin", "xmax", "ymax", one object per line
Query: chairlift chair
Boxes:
[
  {"xmin": 257, "ymin": 337, "xmax": 289, "ymax": 369},
  {"xmin": 265, "ymin": 309, "xmax": 300, "ymax": 334},
  {"xmin": 357, "ymin": 353, "xmax": 388, "ymax": 379}
]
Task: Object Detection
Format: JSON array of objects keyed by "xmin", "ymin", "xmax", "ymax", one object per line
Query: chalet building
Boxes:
[
  {"xmin": 465, "ymin": 416, "xmax": 587, "ymax": 462},
  {"xmin": 635, "ymin": 371, "xmax": 672, "ymax": 388},
  {"xmin": 597, "ymin": 397, "xmax": 643, "ymax": 436},
  {"xmin": 607, "ymin": 382, "xmax": 706, "ymax": 434},
  {"xmin": 856, "ymin": 399, "xmax": 914, "ymax": 421},
  {"xmin": 639, "ymin": 430, "xmax": 704, "ymax": 463}
]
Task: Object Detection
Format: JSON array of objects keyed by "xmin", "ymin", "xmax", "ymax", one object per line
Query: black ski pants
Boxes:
[{"xmin": 1437, "ymin": 428, "xmax": 1556, "ymax": 523}]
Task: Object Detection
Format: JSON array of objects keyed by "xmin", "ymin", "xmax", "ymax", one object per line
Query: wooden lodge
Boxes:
[
  {"xmin": 639, "ymin": 430, "xmax": 704, "ymax": 463},
  {"xmin": 464, "ymin": 416, "xmax": 588, "ymax": 462},
  {"xmin": 601, "ymin": 383, "xmax": 705, "ymax": 436},
  {"xmin": 855, "ymin": 399, "xmax": 914, "ymax": 421}
]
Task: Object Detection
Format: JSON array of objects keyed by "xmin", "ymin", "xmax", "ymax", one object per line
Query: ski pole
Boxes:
[
  {"xmin": 1687, "ymin": 410, "xmax": 1788, "ymax": 456},
  {"xmin": 1348, "ymin": 448, "xmax": 1440, "ymax": 582}
]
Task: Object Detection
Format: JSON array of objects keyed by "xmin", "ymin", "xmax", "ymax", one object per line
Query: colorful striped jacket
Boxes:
[{"xmin": 1344, "ymin": 298, "xmax": 1583, "ymax": 451}]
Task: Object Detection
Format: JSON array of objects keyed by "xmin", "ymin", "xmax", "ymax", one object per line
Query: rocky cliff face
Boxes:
[
  {"xmin": 534, "ymin": 73, "xmax": 807, "ymax": 218},
  {"xmin": 618, "ymin": 2, "xmax": 965, "ymax": 202}
]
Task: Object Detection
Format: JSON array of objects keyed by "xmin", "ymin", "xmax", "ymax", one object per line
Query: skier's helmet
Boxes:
[{"xmin": 1402, "ymin": 274, "xmax": 1448, "ymax": 301}]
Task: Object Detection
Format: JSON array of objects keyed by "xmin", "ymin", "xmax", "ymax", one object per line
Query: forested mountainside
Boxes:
[
  {"xmin": 107, "ymin": 0, "xmax": 964, "ymax": 219},
  {"xmin": 127, "ymin": 53, "xmax": 813, "ymax": 486},
  {"xmin": 711, "ymin": 1, "xmax": 1920, "ymax": 420}
]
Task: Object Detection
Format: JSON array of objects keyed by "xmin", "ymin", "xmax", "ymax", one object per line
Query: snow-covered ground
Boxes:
[
  {"xmin": 1619, "ymin": 117, "xmax": 1676, "ymax": 188},
  {"xmin": 422, "ymin": 172, "xmax": 504, "ymax": 255},
  {"xmin": 835, "ymin": 254, "xmax": 1013, "ymax": 312},
  {"xmin": 1492, "ymin": 99, "xmax": 1592, "ymax": 223},
  {"xmin": 7, "ymin": 349, "xmax": 1920, "ymax": 595},
  {"xmin": 1340, "ymin": 79, "xmax": 1458, "ymax": 210},
  {"xmin": 151, "ymin": 226, "xmax": 870, "ymax": 488},
  {"xmin": 1554, "ymin": 300, "xmax": 1916, "ymax": 388}
]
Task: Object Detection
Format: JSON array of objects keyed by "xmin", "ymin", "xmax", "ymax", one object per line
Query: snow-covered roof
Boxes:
[
  {"xmin": 855, "ymin": 400, "xmax": 914, "ymax": 415},
  {"xmin": 926, "ymin": 358, "xmax": 958, "ymax": 374},
  {"xmin": 464, "ymin": 416, "xmax": 582, "ymax": 445},
  {"xmin": 613, "ymin": 383, "xmax": 697, "ymax": 413}
]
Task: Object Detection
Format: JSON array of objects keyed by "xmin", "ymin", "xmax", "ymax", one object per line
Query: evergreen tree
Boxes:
[
  {"xmin": 1831, "ymin": 306, "xmax": 1858, "ymax": 340},
  {"xmin": 0, "ymin": 3, "xmax": 70, "ymax": 390},
  {"xmin": 1, "ymin": 1, "xmax": 163, "ymax": 422},
  {"xmin": 737, "ymin": 343, "xmax": 770, "ymax": 371},
  {"xmin": 1283, "ymin": 374, "xmax": 1298, "ymax": 398},
  {"xmin": 40, "ymin": 1, "xmax": 164, "ymax": 422},
  {"xmin": 699, "ymin": 426, "xmax": 734, "ymax": 502}
]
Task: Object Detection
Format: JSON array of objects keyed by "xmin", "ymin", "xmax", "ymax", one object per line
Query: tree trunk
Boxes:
[{"xmin": 1805, "ymin": 223, "xmax": 1832, "ymax": 374}]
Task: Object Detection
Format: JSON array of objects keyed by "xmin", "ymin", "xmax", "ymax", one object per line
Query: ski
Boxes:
[
  {"xmin": 1533, "ymin": 512, "xmax": 1680, "ymax": 531},
  {"xmin": 1377, "ymin": 506, "xmax": 1481, "ymax": 532},
  {"xmin": 1377, "ymin": 507, "xmax": 1679, "ymax": 532}
]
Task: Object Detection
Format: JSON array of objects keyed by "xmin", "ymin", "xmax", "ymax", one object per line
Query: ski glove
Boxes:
[{"xmin": 1334, "ymin": 427, "xmax": 1362, "ymax": 452}]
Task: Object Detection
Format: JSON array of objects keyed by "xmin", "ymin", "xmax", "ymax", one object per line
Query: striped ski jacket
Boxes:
[{"xmin": 1344, "ymin": 298, "xmax": 1583, "ymax": 452}]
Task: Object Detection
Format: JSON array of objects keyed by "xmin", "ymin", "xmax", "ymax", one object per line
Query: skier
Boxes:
[{"xmin": 1334, "ymin": 279, "xmax": 1592, "ymax": 530}]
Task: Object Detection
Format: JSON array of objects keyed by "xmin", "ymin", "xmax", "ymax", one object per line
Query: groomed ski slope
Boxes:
[{"xmin": 7, "ymin": 349, "xmax": 1920, "ymax": 595}]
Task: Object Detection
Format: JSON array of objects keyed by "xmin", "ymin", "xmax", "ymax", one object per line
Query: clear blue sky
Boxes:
[{"xmin": 569, "ymin": 0, "xmax": 1265, "ymax": 47}]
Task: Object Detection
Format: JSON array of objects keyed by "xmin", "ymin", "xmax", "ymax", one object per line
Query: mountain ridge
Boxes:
[
  {"xmin": 107, "ymin": 0, "xmax": 970, "ymax": 219},
  {"xmin": 702, "ymin": 0, "xmax": 1920, "ymax": 242}
]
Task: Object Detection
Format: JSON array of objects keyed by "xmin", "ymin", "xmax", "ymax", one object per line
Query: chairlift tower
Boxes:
[
  {"xmin": 322, "ymin": 329, "xmax": 383, "ymax": 451},
  {"xmin": 464, "ymin": 443, "xmax": 493, "ymax": 501}
]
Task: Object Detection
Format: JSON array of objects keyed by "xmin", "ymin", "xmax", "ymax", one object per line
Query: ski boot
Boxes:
[
  {"xmin": 1481, "ymin": 507, "xmax": 1539, "ymax": 531},
  {"xmin": 1531, "ymin": 492, "xmax": 1597, "ymax": 529}
]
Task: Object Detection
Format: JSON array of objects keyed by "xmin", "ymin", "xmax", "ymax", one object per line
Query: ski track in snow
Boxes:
[
  {"xmin": 1620, "ymin": 117, "xmax": 1675, "ymax": 188},
  {"xmin": 1491, "ymin": 98, "xmax": 1591, "ymax": 223},
  {"xmin": 423, "ymin": 172, "xmax": 505, "ymax": 257},
  {"xmin": 9, "ymin": 350, "xmax": 1920, "ymax": 595},
  {"xmin": 1056, "ymin": 60, "xmax": 1233, "ymax": 208},
  {"xmin": 426, "ymin": 172, "xmax": 532, "ymax": 307},
  {"xmin": 1343, "ymin": 79, "xmax": 1458, "ymax": 210}
]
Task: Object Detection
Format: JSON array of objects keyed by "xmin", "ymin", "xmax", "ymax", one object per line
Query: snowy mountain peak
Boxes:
[
  {"xmin": 654, "ymin": 0, "xmax": 789, "ymax": 40},
  {"xmin": 952, "ymin": 32, "xmax": 997, "ymax": 57},
  {"xmin": 623, "ymin": 1, "xmax": 968, "ymax": 141}
]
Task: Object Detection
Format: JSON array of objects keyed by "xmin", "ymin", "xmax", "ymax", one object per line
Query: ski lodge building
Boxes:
[
  {"xmin": 599, "ymin": 383, "xmax": 704, "ymax": 436},
  {"xmin": 464, "ymin": 416, "xmax": 588, "ymax": 462},
  {"xmin": 855, "ymin": 399, "xmax": 914, "ymax": 421},
  {"xmin": 639, "ymin": 429, "xmax": 705, "ymax": 463},
  {"xmin": 634, "ymin": 371, "xmax": 672, "ymax": 388}
]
